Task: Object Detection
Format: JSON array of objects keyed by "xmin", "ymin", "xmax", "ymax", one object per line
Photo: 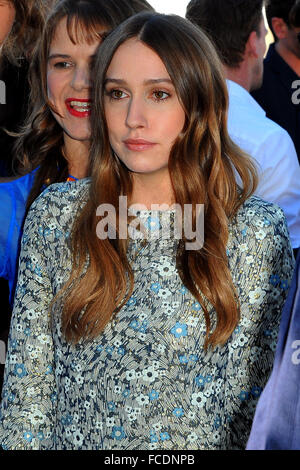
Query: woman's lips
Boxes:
[
  {"xmin": 123, "ymin": 139, "xmax": 156, "ymax": 151},
  {"xmin": 65, "ymin": 98, "xmax": 91, "ymax": 118}
]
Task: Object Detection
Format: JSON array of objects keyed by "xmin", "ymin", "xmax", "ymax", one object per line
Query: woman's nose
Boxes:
[
  {"xmin": 125, "ymin": 97, "xmax": 148, "ymax": 129},
  {"xmin": 71, "ymin": 65, "xmax": 91, "ymax": 91}
]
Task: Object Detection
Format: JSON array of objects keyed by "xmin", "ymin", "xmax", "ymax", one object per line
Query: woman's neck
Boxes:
[
  {"xmin": 130, "ymin": 171, "xmax": 175, "ymax": 209},
  {"xmin": 63, "ymin": 135, "xmax": 90, "ymax": 179}
]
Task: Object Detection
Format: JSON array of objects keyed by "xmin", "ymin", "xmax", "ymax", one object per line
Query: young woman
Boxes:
[
  {"xmin": 0, "ymin": 13, "xmax": 294, "ymax": 450},
  {"xmin": 0, "ymin": 0, "xmax": 154, "ymax": 304}
]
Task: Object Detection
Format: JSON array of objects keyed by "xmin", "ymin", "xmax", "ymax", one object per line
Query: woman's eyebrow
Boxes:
[
  {"xmin": 104, "ymin": 78, "xmax": 125, "ymax": 85},
  {"xmin": 48, "ymin": 53, "xmax": 72, "ymax": 61},
  {"xmin": 144, "ymin": 78, "xmax": 173, "ymax": 85},
  {"xmin": 48, "ymin": 53, "xmax": 97, "ymax": 61},
  {"xmin": 104, "ymin": 78, "xmax": 173, "ymax": 85}
]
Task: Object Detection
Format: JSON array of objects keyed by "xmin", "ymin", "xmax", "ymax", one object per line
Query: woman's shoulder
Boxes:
[
  {"xmin": 24, "ymin": 178, "xmax": 91, "ymax": 232},
  {"xmin": 31, "ymin": 177, "xmax": 91, "ymax": 211},
  {"xmin": 229, "ymin": 194, "xmax": 290, "ymax": 249},
  {"xmin": 234, "ymin": 194, "xmax": 287, "ymax": 227},
  {"xmin": 228, "ymin": 195, "xmax": 294, "ymax": 292}
]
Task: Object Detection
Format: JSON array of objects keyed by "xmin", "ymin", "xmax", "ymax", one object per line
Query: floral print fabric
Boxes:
[{"xmin": 0, "ymin": 179, "xmax": 295, "ymax": 450}]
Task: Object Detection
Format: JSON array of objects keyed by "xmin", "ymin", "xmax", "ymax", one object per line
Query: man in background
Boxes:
[
  {"xmin": 252, "ymin": 0, "xmax": 300, "ymax": 163},
  {"xmin": 186, "ymin": 0, "xmax": 300, "ymax": 256}
]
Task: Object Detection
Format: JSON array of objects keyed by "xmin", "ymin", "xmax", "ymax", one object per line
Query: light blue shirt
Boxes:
[{"xmin": 227, "ymin": 79, "xmax": 300, "ymax": 249}]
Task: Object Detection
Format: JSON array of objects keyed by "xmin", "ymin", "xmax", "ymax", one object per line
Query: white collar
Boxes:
[{"xmin": 226, "ymin": 79, "xmax": 266, "ymax": 117}]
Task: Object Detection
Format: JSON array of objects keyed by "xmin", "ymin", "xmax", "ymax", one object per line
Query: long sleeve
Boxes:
[
  {"xmin": 0, "ymin": 197, "xmax": 56, "ymax": 450},
  {"xmin": 223, "ymin": 198, "xmax": 295, "ymax": 449},
  {"xmin": 0, "ymin": 182, "xmax": 294, "ymax": 450},
  {"xmin": 246, "ymin": 252, "xmax": 300, "ymax": 450}
]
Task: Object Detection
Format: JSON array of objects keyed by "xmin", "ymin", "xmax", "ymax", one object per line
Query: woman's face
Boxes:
[
  {"xmin": 104, "ymin": 39, "xmax": 186, "ymax": 178},
  {"xmin": 47, "ymin": 17, "xmax": 104, "ymax": 143},
  {"xmin": 0, "ymin": 1, "xmax": 16, "ymax": 45}
]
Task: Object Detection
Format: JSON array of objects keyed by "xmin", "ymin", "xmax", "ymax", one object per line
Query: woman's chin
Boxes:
[{"xmin": 63, "ymin": 129, "xmax": 91, "ymax": 143}]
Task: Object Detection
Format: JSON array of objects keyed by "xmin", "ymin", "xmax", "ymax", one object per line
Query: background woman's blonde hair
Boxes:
[{"xmin": 57, "ymin": 13, "xmax": 258, "ymax": 349}]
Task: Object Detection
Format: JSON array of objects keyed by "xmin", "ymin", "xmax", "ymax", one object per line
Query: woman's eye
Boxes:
[
  {"xmin": 152, "ymin": 90, "xmax": 170, "ymax": 101},
  {"xmin": 53, "ymin": 61, "xmax": 72, "ymax": 69},
  {"xmin": 109, "ymin": 89, "xmax": 127, "ymax": 100}
]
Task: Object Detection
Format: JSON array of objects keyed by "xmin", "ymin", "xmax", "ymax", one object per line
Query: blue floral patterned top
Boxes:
[{"xmin": 0, "ymin": 179, "xmax": 295, "ymax": 450}]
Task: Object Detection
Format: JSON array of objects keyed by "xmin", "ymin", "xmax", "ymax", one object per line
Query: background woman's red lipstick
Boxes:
[{"xmin": 65, "ymin": 98, "xmax": 91, "ymax": 118}]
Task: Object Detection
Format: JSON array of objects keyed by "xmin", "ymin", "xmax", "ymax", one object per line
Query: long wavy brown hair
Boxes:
[
  {"xmin": 57, "ymin": 13, "xmax": 258, "ymax": 349},
  {"xmin": 12, "ymin": 0, "xmax": 154, "ymax": 209}
]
